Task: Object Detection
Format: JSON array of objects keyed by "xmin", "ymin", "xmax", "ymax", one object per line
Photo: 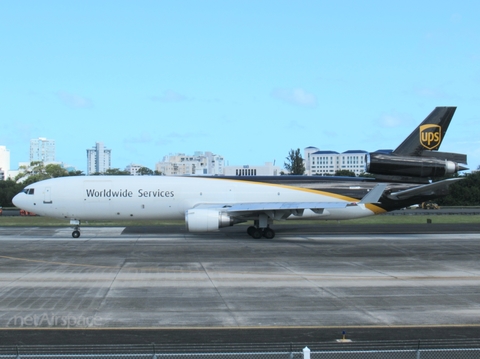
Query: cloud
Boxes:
[
  {"xmin": 414, "ymin": 86, "xmax": 449, "ymax": 99},
  {"xmin": 322, "ymin": 130, "xmax": 338, "ymax": 138},
  {"xmin": 151, "ymin": 90, "xmax": 188, "ymax": 102},
  {"xmin": 379, "ymin": 114, "xmax": 402, "ymax": 128},
  {"xmin": 56, "ymin": 91, "xmax": 93, "ymax": 108},
  {"xmin": 123, "ymin": 132, "xmax": 153, "ymax": 144},
  {"xmin": 450, "ymin": 13, "xmax": 462, "ymax": 24},
  {"xmin": 155, "ymin": 131, "xmax": 208, "ymax": 146},
  {"xmin": 286, "ymin": 120, "xmax": 306, "ymax": 130},
  {"xmin": 377, "ymin": 111, "xmax": 412, "ymax": 128},
  {"xmin": 271, "ymin": 87, "xmax": 317, "ymax": 108}
]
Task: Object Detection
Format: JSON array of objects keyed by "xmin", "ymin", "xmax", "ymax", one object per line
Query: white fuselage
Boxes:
[{"xmin": 13, "ymin": 176, "xmax": 379, "ymax": 222}]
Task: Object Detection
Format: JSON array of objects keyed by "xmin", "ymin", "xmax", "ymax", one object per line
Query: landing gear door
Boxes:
[{"xmin": 43, "ymin": 187, "xmax": 52, "ymax": 204}]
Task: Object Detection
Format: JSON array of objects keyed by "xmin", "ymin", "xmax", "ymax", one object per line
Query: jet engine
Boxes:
[
  {"xmin": 366, "ymin": 153, "xmax": 464, "ymax": 178},
  {"xmin": 185, "ymin": 208, "xmax": 235, "ymax": 232}
]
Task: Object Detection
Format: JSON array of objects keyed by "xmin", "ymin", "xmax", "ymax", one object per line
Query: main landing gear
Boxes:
[
  {"xmin": 247, "ymin": 215, "xmax": 276, "ymax": 239},
  {"xmin": 70, "ymin": 220, "xmax": 81, "ymax": 238},
  {"xmin": 247, "ymin": 225, "xmax": 275, "ymax": 239}
]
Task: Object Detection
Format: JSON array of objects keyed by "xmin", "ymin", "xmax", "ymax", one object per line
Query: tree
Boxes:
[
  {"xmin": 15, "ymin": 162, "xmax": 71, "ymax": 185},
  {"xmin": 91, "ymin": 168, "xmax": 130, "ymax": 175},
  {"xmin": 137, "ymin": 166, "xmax": 154, "ymax": 176},
  {"xmin": 45, "ymin": 163, "xmax": 69, "ymax": 178},
  {"xmin": 0, "ymin": 179, "xmax": 24, "ymax": 207},
  {"xmin": 437, "ymin": 171, "xmax": 480, "ymax": 206},
  {"xmin": 358, "ymin": 171, "xmax": 375, "ymax": 178},
  {"xmin": 15, "ymin": 161, "xmax": 45, "ymax": 182},
  {"xmin": 1, "ymin": 162, "xmax": 82, "ymax": 207},
  {"xmin": 104, "ymin": 168, "xmax": 130, "ymax": 175},
  {"xmin": 335, "ymin": 169, "xmax": 356, "ymax": 177},
  {"xmin": 284, "ymin": 148, "xmax": 305, "ymax": 175}
]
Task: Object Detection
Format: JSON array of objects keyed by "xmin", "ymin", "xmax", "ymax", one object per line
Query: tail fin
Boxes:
[{"xmin": 393, "ymin": 107, "xmax": 456, "ymax": 156}]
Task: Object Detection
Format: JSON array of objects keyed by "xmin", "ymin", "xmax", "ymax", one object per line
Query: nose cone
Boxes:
[
  {"xmin": 12, "ymin": 191, "xmax": 31, "ymax": 211},
  {"xmin": 12, "ymin": 192, "xmax": 24, "ymax": 208}
]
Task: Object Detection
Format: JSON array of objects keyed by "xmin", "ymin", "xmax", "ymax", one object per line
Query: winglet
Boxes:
[{"xmin": 359, "ymin": 184, "xmax": 387, "ymax": 204}]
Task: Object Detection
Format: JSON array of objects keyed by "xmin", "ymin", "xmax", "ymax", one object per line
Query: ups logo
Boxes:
[{"xmin": 420, "ymin": 124, "xmax": 441, "ymax": 150}]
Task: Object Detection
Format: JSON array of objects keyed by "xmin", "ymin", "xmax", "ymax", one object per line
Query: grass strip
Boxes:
[{"xmin": 1, "ymin": 214, "xmax": 480, "ymax": 227}]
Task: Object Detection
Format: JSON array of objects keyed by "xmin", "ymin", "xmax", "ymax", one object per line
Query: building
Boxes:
[
  {"xmin": 223, "ymin": 162, "xmax": 281, "ymax": 176},
  {"xmin": 156, "ymin": 151, "xmax": 224, "ymax": 176},
  {"xmin": 30, "ymin": 138, "xmax": 55, "ymax": 162},
  {"xmin": 86, "ymin": 142, "xmax": 111, "ymax": 175},
  {"xmin": 308, "ymin": 150, "xmax": 340, "ymax": 175},
  {"xmin": 125, "ymin": 163, "xmax": 144, "ymax": 175},
  {"xmin": 339, "ymin": 150, "xmax": 368, "ymax": 175},
  {"xmin": 304, "ymin": 147, "xmax": 367, "ymax": 176},
  {"xmin": 0, "ymin": 146, "xmax": 10, "ymax": 180},
  {"xmin": 304, "ymin": 146, "xmax": 320, "ymax": 175}
]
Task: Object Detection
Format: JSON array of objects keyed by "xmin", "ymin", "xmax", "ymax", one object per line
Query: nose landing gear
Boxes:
[
  {"xmin": 70, "ymin": 219, "xmax": 81, "ymax": 238},
  {"xmin": 72, "ymin": 227, "xmax": 81, "ymax": 238}
]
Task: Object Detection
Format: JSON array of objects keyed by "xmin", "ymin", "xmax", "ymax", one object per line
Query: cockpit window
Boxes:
[{"xmin": 22, "ymin": 188, "xmax": 35, "ymax": 195}]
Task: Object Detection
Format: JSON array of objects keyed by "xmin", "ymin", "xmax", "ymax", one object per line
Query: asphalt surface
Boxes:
[{"xmin": 0, "ymin": 223, "xmax": 479, "ymax": 347}]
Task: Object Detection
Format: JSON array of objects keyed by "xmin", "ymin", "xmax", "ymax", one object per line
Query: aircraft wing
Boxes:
[
  {"xmin": 389, "ymin": 178, "xmax": 462, "ymax": 200},
  {"xmin": 223, "ymin": 202, "xmax": 348, "ymax": 211},
  {"xmin": 193, "ymin": 201, "xmax": 350, "ymax": 221},
  {"xmin": 194, "ymin": 184, "xmax": 387, "ymax": 219}
]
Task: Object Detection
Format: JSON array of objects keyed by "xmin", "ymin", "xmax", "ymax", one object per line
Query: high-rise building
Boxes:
[
  {"xmin": 0, "ymin": 146, "xmax": 10, "ymax": 180},
  {"xmin": 30, "ymin": 138, "xmax": 55, "ymax": 162},
  {"xmin": 156, "ymin": 151, "xmax": 224, "ymax": 176},
  {"xmin": 86, "ymin": 142, "xmax": 111, "ymax": 175}
]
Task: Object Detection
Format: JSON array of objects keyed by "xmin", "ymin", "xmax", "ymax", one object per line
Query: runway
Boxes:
[{"xmin": 0, "ymin": 224, "xmax": 479, "ymax": 345}]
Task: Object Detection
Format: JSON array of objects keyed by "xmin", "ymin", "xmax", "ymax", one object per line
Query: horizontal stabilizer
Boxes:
[
  {"xmin": 359, "ymin": 184, "xmax": 387, "ymax": 204},
  {"xmin": 389, "ymin": 178, "xmax": 462, "ymax": 201}
]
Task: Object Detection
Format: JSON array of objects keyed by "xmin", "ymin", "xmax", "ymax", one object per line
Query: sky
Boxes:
[{"xmin": 1, "ymin": 0, "xmax": 480, "ymax": 173}]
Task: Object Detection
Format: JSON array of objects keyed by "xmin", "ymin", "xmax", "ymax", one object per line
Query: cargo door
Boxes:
[{"xmin": 43, "ymin": 187, "xmax": 52, "ymax": 204}]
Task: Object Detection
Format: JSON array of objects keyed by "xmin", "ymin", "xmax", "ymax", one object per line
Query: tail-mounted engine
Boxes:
[{"xmin": 366, "ymin": 151, "xmax": 467, "ymax": 178}]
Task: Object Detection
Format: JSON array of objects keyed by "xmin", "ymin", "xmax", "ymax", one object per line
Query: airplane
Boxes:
[{"xmin": 13, "ymin": 107, "xmax": 467, "ymax": 239}]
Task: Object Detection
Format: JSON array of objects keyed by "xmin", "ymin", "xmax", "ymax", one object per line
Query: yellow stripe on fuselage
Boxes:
[
  {"xmin": 365, "ymin": 203, "xmax": 387, "ymax": 214},
  {"xmin": 206, "ymin": 177, "xmax": 387, "ymax": 214}
]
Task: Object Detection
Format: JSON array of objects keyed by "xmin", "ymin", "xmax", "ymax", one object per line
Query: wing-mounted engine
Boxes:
[{"xmin": 185, "ymin": 208, "xmax": 241, "ymax": 232}]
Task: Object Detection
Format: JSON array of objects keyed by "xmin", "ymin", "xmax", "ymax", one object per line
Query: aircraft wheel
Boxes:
[
  {"xmin": 72, "ymin": 230, "xmax": 81, "ymax": 238},
  {"xmin": 247, "ymin": 226, "xmax": 256, "ymax": 237},
  {"xmin": 251, "ymin": 228, "xmax": 263, "ymax": 239},
  {"xmin": 263, "ymin": 227, "xmax": 275, "ymax": 239}
]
